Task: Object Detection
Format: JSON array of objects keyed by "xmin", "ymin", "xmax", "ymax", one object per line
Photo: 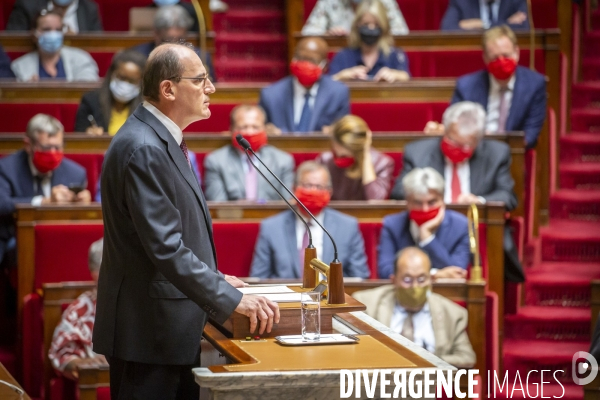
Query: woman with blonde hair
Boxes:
[
  {"xmin": 328, "ymin": 0, "xmax": 410, "ymax": 83},
  {"xmin": 317, "ymin": 115, "xmax": 394, "ymax": 200}
]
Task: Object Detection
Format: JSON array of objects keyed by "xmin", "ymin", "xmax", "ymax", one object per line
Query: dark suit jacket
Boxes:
[
  {"xmin": 74, "ymin": 90, "xmax": 108, "ymax": 132},
  {"xmin": 93, "ymin": 105, "xmax": 242, "ymax": 365},
  {"xmin": 390, "ymin": 137, "xmax": 518, "ymax": 210},
  {"xmin": 250, "ymin": 208, "xmax": 370, "ymax": 279},
  {"xmin": 0, "ymin": 150, "xmax": 86, "ymax": 263},
  {"xmin": 451, "ymin": 66, "xmax": 547, "ymax": 148},
  {"xmin": 377, "ymin": 210, "xmax": 471, "ymax": 279},
  {"xmin": 258, "ymin": 75, "xmax": 350, "ymax": 133},
  {"xmin": 0, "ymin": 45, "xmax": 15, "ymax": 78},
  {"xmin": 6, "ymin": 0, "xmax": 103, "ymax": 31},
  {"xmin": 441, "ymin": 0, "xmax": 530, "ymax": 30}
]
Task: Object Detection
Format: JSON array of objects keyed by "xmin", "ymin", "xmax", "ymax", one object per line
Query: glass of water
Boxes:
[{"xmin": 301, "ymin": 291, "xmax": 321, "ymax": 341}]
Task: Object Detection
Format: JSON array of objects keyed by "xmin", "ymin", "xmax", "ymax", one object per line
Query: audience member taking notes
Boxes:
[
  {"xmin": 354, "ymin": 247, "xmax": 476, "ymax": 368},
  {"xmin": 378, "ymin": 168, "xmax": 470, "ymax": 280},
  {"xmin": 250, "ymin": 161, "xmax": 370, "ymax": 279}
]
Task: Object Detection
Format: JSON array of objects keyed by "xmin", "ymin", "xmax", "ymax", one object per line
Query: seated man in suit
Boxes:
[
  {"xmin": 426, "ymin": 25, "xmax": 546, "ymax": 148},
  {"xmin": 394, "ymin": 101, "xmax": 525, "ymax": 282},
  {"xmin": 258, "ymin": 37, "xmax": 350, "ymax": 134},
  {"xmin": 441, "ymin": 0, "xmax": 529, "ymax": 31},
  {"xmin": 131, "ymin": 5, "xmax": 216, "ymax": 79},
  {"xmin": 0, "ymin": 45, "xmax": 15, "ymax": 78},
  {"xmin": 379, "ymin": 168, "xmax": 470, "ymax": 279},
  {"xmin": 6, "ymin": 0, "xmax": 103, "ymax": 32},
  {"xmin": 0, "ymin": 114, "xmax": 90, "ymax": 267},
  {"xmin": 354, "ymin": 247, "xmax": 476, "ymax": 368},
  {"xmin": 250, "ymin": 161, "xmax": 370, "ymax": 279},
  {"xmin": 48, "ymin": 238, "xmax": 108, "ymax": 380},
  {"xmin": 204, "ymin": 105, "xmax": 295, "ymax": 201}
]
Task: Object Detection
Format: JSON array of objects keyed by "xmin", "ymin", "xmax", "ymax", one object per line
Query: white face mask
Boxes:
[{"xmin": 109, "ymin": 79, "xmax": 140, "ymax": 103}]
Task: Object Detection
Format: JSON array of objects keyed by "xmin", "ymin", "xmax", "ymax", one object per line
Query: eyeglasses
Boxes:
[
  {"xmin": 298, "ymin": 183, "xmax": 331, "ymax": 191},
  {"xmin": 400, "ymin": 276, "xmax": 430, "ymax": 286},
  {"xmin": 168, "ymin": 74, "xmax": 210, "ymax": 87}
]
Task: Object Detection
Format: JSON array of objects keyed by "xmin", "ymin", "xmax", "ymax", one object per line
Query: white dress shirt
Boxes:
[
  {"xmin": 292, "ymin": 78, "xmax": 319, "ymax": 126},
  {"xmin": 143, "ymin": 101, "xmax": 183, "ymax": 145},
  {"xmin": 486, "ymin": 75, "xmax": 516, "ymax": 133},
  {"xmin": 390, "ymin": 300, "xmax": 436, "ymax": 353},
  {"xmin": 479, "ymin": 0, "xmax": 500, "ymax": 29},
  {"xmin": 49, "ymin": 0, "xmax": 80, "ymax": 33},
  {"xmin": 29, "ymin": 157, "xmax": 51, "ymax": 206},
  {"xmin": 295, "ymin": 211, "xmax": 325, "ymax": 263},
  {"xmin": 443, "ymin": 158, "xmax": 471, "ymax": 204}
]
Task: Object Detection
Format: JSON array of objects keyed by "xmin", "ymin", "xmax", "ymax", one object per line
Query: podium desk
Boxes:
[{"xmin": 196, "ymin": 311, "xmax": 455, "ymax": 400}]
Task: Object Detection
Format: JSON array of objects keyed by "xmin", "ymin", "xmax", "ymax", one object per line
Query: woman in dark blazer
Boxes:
[{"xmin": 74, "ymin": 51, "xmax": 146, "ymax": 135}]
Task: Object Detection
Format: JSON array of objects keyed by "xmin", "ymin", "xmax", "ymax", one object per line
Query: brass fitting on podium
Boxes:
[
  {"xmin": 309, "ymin": 259, "xmax": 346, "ymax": 305},
  {"xmin": 467, "ymin": 204, "xmax": 484, "ymax": 283}
]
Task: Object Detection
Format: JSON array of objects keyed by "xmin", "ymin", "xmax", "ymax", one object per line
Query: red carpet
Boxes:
[
  {"xmin": 501, "ymin": 11, "xmax": 600, "ymax": 400},
  {"xmin": 212, "ymin": 0, "xmax": 287, "ymax": 82}
]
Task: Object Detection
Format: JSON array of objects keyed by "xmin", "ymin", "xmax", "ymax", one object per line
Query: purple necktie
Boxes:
[
  {"xmin": 498, "ymin": 88, "xmax": 509, "ymax": 133},
  {"xmin": 298, "ymin": 221, "xmax": 312, "ymax": 277},
  {"xmin": 245, "ymin": 157, "xmax": 258, "ymax": 200},
  {"xmin": 179, "ymin": 138, "xmax": 191, "ymax": 169}
]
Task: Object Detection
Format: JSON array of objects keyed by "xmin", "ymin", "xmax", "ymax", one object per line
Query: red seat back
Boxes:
[
  {"xmin": 358, "ymin": 221, "xmax": 382, "ymax": 278},
  {"xmin": 22, "ymin": 293, "xmax": 43, "ymax": 397},
  {"xmin": 212, "ymin": 221, "xmax": 261, "ymax": 277},
  {"xmin": 33, "ymin": 224, "xmax": 104, "ymax": 289},
  {"xmin": 351, "ymin": 102, "xmax": 447, "ymax": 131},
  {"xmin": 63, "ymin": 153, "xmax": 105, "ymax": 199},
  {"xmin": 185, "ymin": 103, "xmax": 237, "ymax": 133},
  {"xmin": 0, "ymin": 104, "xmax": 78, "ymax": 133}
]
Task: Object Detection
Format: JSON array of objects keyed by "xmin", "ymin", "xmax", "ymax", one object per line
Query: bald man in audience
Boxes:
[
  {"xmin": 204, "ymin": 105, "xmax": 294, "ymax": 201},
  {"xmin": 353, "ymin": 247, "xmax": 476, "ymax": 369},
  {"xmin": 258, "ymin": 37, "xmax": 350, "ymax": 134}
]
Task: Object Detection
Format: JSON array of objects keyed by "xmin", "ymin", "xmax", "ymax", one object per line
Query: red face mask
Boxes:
[
  {"xmin": 290, "ymin": 60, "xmax": 322, "ymax": 88},
  {"xmin": 440, "ymin": 137, "xmax": 474, "ymax": 164},
  {"xmin": 32, "ymin": 150, "xmax": 63, "ymax": 174},
  {"xmin": 332, "ymin": 151, "xmax": 355, "ymax": 169},
  {"xmin": 409, "ymin": 206, "xmax": 441, "ymax": 226},
  {"xmin": 294, "ymin": 186, "xmax": 331, "ymax": 216},
  {"xmin": 232, "ymin": 131, "xmax": 268, "ymax": 151},
  {"xmin": 486, "ymin": 56, "xmax": 517, "ymax": 81}
]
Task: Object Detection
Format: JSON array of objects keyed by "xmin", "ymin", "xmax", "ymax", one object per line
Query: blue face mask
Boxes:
[
  {"xmin": 37, "ymin": 31, "xmax": 64, "ymax": 54},
  {"xmin": 53, "ymin": 0, "xmax": 74, "ymax": 6},
  {"xmin": 153, "ymin": 0, "xmax": 179, "ymax": 6}
]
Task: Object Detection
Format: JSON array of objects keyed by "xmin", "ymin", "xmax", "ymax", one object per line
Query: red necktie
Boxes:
[{"xmin": 451, "ymin": 164, "xmax": 461, "ymax": 202}]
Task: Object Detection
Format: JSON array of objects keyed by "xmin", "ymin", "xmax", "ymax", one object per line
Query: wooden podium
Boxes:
[{"xmin": 196, "ymin": 286, "xmax": 455, "ymax": 400}]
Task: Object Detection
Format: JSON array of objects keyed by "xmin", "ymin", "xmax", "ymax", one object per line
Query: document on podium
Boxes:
[{"xmin": 238, "ymin": 286, "xmax": 302, "ymax": 302}]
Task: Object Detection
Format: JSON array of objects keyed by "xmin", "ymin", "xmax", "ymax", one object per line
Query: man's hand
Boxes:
[
  {"xmin": 434, "ymin": 266, "xmax": 467, "ymax": 280},
  {"xmin": 333, "ymin": 65, "xmax": 369, "ymax": 81},
  {"xmin": 327, "ymin": 27, "xmax": 349, "ymax": 36},
  {"xmin": 459, "ymin": 18, "xmax": 484, "ymax": 30},
  {"xmin": 265, "ymin": 123, "xmax": 282, "ymax": 136},
  {"xmin": 63, "ymin": 355, "xmax": 109, "ymax": 380},
  {"xmin": 225, "ymin": 274, "xmax": 248, "ymax": 288},
  {"xmin": 507, "ymin": 11, "xmax": 527, "ymax": 25},
  {"xmin": 42, "ymin": 184, "xmax": 75, "ymax": 204},
  {"xmin": 419, "ymin": 206, "xmax": 445, "ymax": 242},
  {"xmin": 75, "ymin": 189, "xmax": 92, "ymax": 203},
  {"xmin": 85, "ymin": 126, "xmax": 104, "ymax": 136},
  {"xmin": 456, "ymin": 193, "xmax": 483, "ymax": 205},
  {"xmin": 423, "ymin": 121, "xmax": 445, "ymax": 135},
  {"xmin": 235, "ymin": 294, "xmax": 280, "ymax": 335},
  {"xmin": 373, "ymin": 67, "xmax": 409, "ymax": 83}
]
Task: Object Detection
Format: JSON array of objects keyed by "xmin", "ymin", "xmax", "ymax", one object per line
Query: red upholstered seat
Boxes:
[
  {"xmin": 34, "ymin": 224, "xmax": 103, "ymax": 289},
  {"xmin": 0, "ymin": 104, "xmax": 78, "ymax": 133},
  {"xmin": 212, "ymin": 221, "xmax": 261, "ymax": 277},
  {"xmin": 184, "ymin": 103, "xmax": 237, "ymax": 133},
  {"xmin": 358, "ymin": 222, "xmax": 382, "ymax": 279},
  {"xmin": 292, "ymin": 152, "xmax": 320, "ymax": 168},
  {"xmin": 351, "ymin": 102, "xmax": 447, "ymax": 132},
  {"xmin": 63, "ymin": 153, "xmax": 105, "ymax": 199},
  {"xmin": 22, "ymin": 293, "xmax": 43, "ymax": 397}
]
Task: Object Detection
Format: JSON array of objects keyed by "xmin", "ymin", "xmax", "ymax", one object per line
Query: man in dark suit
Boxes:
[
  {"xmin": 6, "ymin": 0, "xmax": 103, "ymax": 32},
  {"xmin": 258, "ymin": 37, "xmax": 350, "ymax": 134},
  {"xmin": 0, "ymin": 114, "xmax": 90, "ymax": 267},
  {"xmin": 204, "ymin": 105, "xmax": 294, "ymax": 201},
  {"xmin": 393, "ymin": 101, "xmax": 524, "ymax": 282},
  {"xmin": 250, "ymin": 161, "xmax": 370, "ymax": 279},
  {"xmin": 93, "ymin": 42, "xmax": 279, "ymax": 399},
  {"xmin": 379, "ymin": 168, "xmax": 470, "ymax": 279},
  {"xmin": 441, "ymin": 0, "xmax": 529, "ymax": 31},
  {"xmin": 428, "ymin": 26, "xmax": 546, "ymax": 148},
  {"xmin": 0, "ymin": 45, "xmax": 15, "ymax": 78}
]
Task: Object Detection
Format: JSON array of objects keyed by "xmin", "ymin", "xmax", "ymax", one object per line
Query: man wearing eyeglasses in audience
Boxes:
[
  {"xmin": 354, "ymin": 247, "xmax": 476, "ymax": 368},
  {"xmin": 0, "ymin": 114, "xmax": 90, "ymax": 268},
  {"xmin": 250, "ymin": 161, "xmax": 370, "ymax": 279}
]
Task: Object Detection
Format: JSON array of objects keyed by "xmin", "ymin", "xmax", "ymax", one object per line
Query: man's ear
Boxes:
[
  {"xmin": 159, "ymin": 80, "xmax": 176, "ymax": 101},
  {"xmin": 513, "ymin": 45, "xmax": 520, "ymax": 62},
  {"xmin": 23, "ymin": 137, "xmax": 33, "ymax": 154}
]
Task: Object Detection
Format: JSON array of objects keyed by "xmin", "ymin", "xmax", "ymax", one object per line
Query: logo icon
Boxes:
[{"xmin": 572, "ymin": 351, "xmax": 598, "ymax": 385}]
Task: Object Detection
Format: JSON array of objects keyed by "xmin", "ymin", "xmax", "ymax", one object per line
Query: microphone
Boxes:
[
  {"xmin": 235, "ymin": 135, "xmax": 313, "ymax": 248},
  {"xmin": 236, "ymin": 134, "xmax": 339, "ymax": 263}
]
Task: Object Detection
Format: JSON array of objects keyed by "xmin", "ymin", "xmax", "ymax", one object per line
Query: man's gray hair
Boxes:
[
  {"xmin": 88, "ymin": 238, "xmax": 103, "ymax": 272},
  {"xmin": 154, "ymin": 5, "xmax": 193, "ymax": 31},
  {"xmin": 25, "ymin": 114, "xmax": 64, "ymax": 141},
  {"xmin": 295, "ymin": 161, "xmax": 332, "ymax": 187},
  {"xmin": 442, "ymin": 101, "xmax": 486, "ymax": 138},
  {"xmin": 402, "ymin": 167, "xmax": 445, "ymax": 197}
]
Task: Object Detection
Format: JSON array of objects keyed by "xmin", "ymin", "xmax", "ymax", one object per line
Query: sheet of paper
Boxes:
[
  {"xmin": 257, "ymin": 293, "xmax": 303, "ymax": 303},
  {"xmin": 238, "ymin": 285, "xmax": 295, "ymax": 295}
]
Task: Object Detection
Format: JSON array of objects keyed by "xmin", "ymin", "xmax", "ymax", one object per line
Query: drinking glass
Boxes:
[{"xmin": 301, "ymin": 291, "xmax": 321, "ymax": 341}]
